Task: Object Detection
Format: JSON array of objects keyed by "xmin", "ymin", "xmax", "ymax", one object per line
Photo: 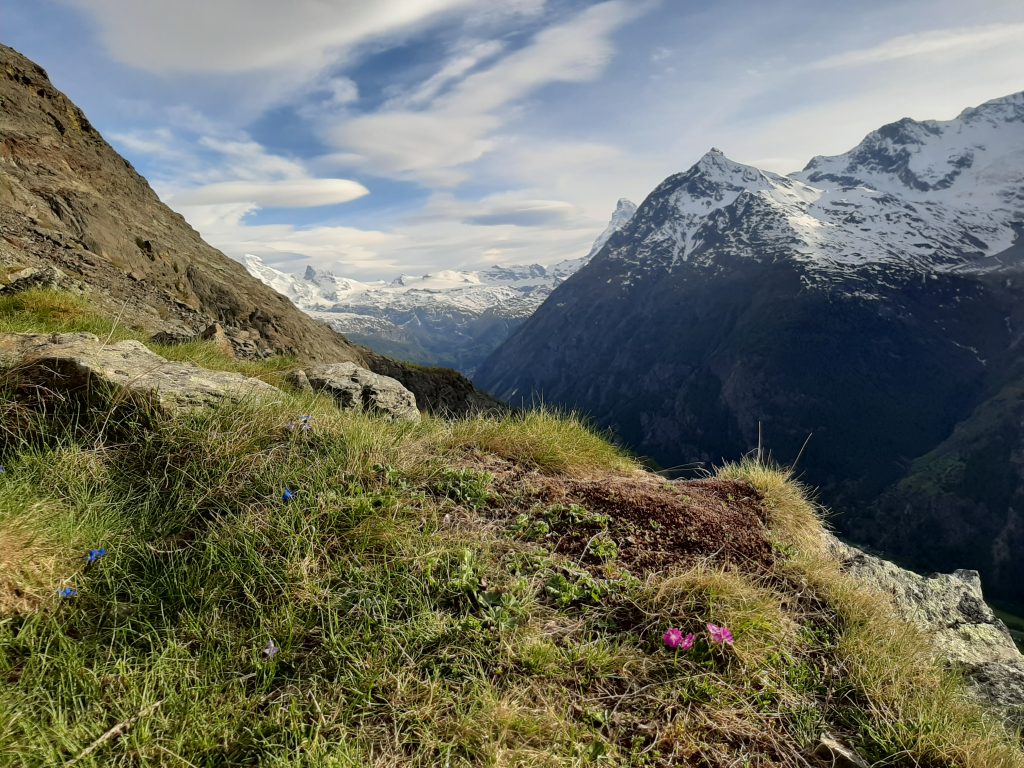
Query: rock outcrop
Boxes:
[
  {"xmin": 0, "ymin": 265, "xmax": 85, "ymax": 296},
  {"xmin": 0, "ymin": 332, "xmax": 280, "ymax": 413},
  {"xmin": 303, "ymin": 362, "xmax": 420, "ymax": 422},
  {"xmin": 827, "ymin": 534, "xmax": 1024, "ymax": 728}
]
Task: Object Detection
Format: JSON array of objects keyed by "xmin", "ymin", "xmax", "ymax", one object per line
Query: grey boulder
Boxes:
[
  {"xmin": 0, "ymin": 266, "xmax": 85, "ymax": 296},
  {"xmin": 827, "ymin": 534, "xmax": 1024, "ymax": 728},
  {"xmin": 304, "ymin": 362, "xmax": 420, "ymax": 421},
  {"xmin": 0, "ymin": 332, "xmax": 280, "ymax": 413}
]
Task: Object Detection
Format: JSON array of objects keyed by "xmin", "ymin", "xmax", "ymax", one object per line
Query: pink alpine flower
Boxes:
[
  {"xmin": 663, "ymin": 627, "xmax": 683, "ymax": 649},
  {"xmin": 706, "ymin": 623, "xmax": 734, "ymax": 646},
  {"xmin": 663, "ymin": 628, "xmax": 696, "ymax": 651}
]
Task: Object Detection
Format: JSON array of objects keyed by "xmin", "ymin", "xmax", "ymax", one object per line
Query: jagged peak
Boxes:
[{"xmin": 957, "ymin": 90, "xmax": 1024, "ymax": 122}]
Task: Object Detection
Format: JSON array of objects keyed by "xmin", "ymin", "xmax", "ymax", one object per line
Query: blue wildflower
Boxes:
[
  {"xmin": 59, "ymin": 587, "xmax": 77, "ymax": 598},
  {"xmin": 263, "ymin": 638, "xmax": 279, "ymax": 659},
  {"xmin": 0, "ymin": 465, "xmax": 5, "ymax": 474},
  {"xmin": 85, "ymin": 547, "xmax": 107, "ymax": 564},
  {"xmin": 282, "ymin": 488, "xmax": 295, "ymax": 503}
]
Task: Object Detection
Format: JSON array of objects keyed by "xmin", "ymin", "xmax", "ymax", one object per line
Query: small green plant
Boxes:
[
  {"xmin": 588, "ymin": 531, "xmax": 618, "ymax": 562},
  {"xmin": 512, "ymin": 513, "xmax": 551, "ymax": 540},
  {"xmin": 543, "ymin": 568, "xmax": 609, "ymax": 607},
  {"xmin": 546, "ymin": 503, "xmax": 609, "ymax": 528},
  {"xmin": 432, "ymin": 468, "xmax": 493, "ymax": 509}
]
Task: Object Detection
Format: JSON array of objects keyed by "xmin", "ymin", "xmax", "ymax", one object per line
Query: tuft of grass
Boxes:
[
  {"xmin": 647, "ymin": 562, "xmax": 793, "ymax": 667},
  {"xmin": 717, "ymin": 456, "xmax": 823, "ymax": 553},
  {"xmin": 0, "ymin": 289, "xmax": 132, "ymax": 339},
  {"xmin": 445, "ymin": 408, "xmax": 635, "ymax": 476}
]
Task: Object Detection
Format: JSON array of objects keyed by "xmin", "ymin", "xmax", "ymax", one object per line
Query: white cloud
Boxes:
[
  {"xmin": 330, "ymin": 112, "xmax": 501, "ymax": 185},
  {"xmin": 170, "ymin": 179, "xmax": 368, "ymax": 208},
  {"xmin": 326, "ymin": 77, "xmax": 360, "ymax": 106},
  {"xmin": 58, "ymin": 0, "xmax": 477, "ymax": 75},
  {"xmin": 328, "ymin": 1, "xmax": 646, "ymax": 185},
  {"xmin": 177, "ymin": 202, "xmax": 403, "ymax": 275},
  {"xmin": 810, "ymin": 23, "xmax": 1024, "ymax": 70}
]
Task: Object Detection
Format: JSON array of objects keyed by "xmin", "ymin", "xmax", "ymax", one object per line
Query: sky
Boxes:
[{"xmin": 5, "ymin": 0, "xmax": 1024, "ymax": 279}]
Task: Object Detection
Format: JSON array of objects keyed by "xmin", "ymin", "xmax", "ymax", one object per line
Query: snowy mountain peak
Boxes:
[
  {"xmin": 958, "ymin": 90, "xmax": 1024, "ymax": 124},
  {"xmin": 587, "ymin": 197, "xmax": 638, "ymax": 258},
  {"xmin": 797, "ymin": 89, "xmax": 1024, "ymax": 202},
  {"xmin": 599, "ymin": 91, "xmax": 1024, "ymax": 280}
]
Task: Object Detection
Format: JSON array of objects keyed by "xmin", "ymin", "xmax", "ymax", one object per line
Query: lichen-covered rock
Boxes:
[
  {"xmin": 827, "ymin": 534, "xmax": 1024, "ymax": 728},
  {"xmin": 0, "ymin": 332, "xmax": 280, "ymax": 412},
  {"xmin": 305, "ymin": 362, "xmax": 420, "ymax": 421},
  {"xmin": 284, "ymin": 369, "xmax": 314, "ymax": 393},
  {"xmin": 0, "ymin": 265, "xmax": 85, "ymax": 295},
  {"xmin": 199, "ymin": 323, "xmax": 235, "ymax": 358}
]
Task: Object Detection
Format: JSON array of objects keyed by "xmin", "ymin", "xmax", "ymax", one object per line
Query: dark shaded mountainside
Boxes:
[
  {"xmin": 476, "ymin": 95, "xmax": 1024, "ymax": 607},
  {"xmin": 0, "ymin": 43, "xmax": 493, "ymax": 415}
]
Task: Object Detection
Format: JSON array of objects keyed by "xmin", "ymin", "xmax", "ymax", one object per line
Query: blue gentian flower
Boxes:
[
  {"xmin": 85, "ymin": 547, "xmax": 107, "ymax": 564},
  {"xmin": 263, "ymin": 638, "xmax": 279, "ymax": 659},
  {"xmin": 59, "ymin": 587, "xmax": 77, "ymax": 598},
  {"xmin": 282, "ymin": 488, "xmax": 295, "ymax": 503}
]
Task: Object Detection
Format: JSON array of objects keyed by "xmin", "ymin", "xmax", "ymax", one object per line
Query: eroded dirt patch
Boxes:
[{"xmin": 486, "ymin": 461, "xmax": 774, "ymax": 574}]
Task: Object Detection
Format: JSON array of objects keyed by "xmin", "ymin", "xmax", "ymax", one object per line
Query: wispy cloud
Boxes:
[
  {"xmin": 57, "ymin": 0, "xmax": 477, "ymax": 75},
  {"xmin": 327, "ymin": 1, "xmax": 648, "ymax": 185},
  {"xmin": 169, "ymin": 179, "xmax": 368, "ymax": 208},
  {"xmin": 809, "ymin": 23, "xmax": 1024, "ymax": 70}
]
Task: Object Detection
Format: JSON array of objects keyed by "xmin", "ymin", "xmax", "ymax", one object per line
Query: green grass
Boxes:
[
  {"xmin": 0, "ymin": 294, "xmax": 1022, "ymax": 766},
  {"xmin": 0, "ymin": 289, "xmax": 294, "ymax": 385}
]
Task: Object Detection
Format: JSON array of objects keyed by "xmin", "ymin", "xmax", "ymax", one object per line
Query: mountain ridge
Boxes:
[
  {"xmin": 243, "ymin": 198, "xmax": 637, "ymax": 374},
  {"xmin": 475, "ymin": 90, "xmax": 1024, "ymax": 605}
]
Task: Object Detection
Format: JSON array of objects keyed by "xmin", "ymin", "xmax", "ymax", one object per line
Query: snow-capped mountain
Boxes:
[
  {"xmin": 476, "ymin": 91, "xmax": 1024, "ymax": 605},
  {"xmin": 243, "ymin": 199, "xmax": 635, "ymax": 373},
  {"xmin": 600, "ymin": 92, "xmax": 1023, "ymax": 288}
]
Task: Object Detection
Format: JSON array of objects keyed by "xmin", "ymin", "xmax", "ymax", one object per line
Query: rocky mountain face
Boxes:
[
  {"xmin": 476, "ymin": 93, "xmax": 1024, "ymax": 606},
  {"xmin": 0, "ymin": 44, "xmax": 363, "ymax": 364},
  {"xmin": 0, "ymin": 43, "xmax": 493, "ymax": 416},
  {"xmin": 244, "ymin": 199, "xmax": 637, "ymax": 375}
]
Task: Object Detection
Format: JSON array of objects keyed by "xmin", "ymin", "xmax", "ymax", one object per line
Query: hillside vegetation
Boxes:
[{"xmin": 1, "ymin": 294, "xmax": 1022, "ymax": 766}]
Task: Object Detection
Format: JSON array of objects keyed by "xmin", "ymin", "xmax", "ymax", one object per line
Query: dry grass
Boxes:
[
  {"xmin": 0, "ymin": 513, "xmax": 64, "ymax": 614},
  {"xmin": 648, "ymin": 562, "xmax": 794, "ymax": 667},
  {"xmin": 717, "ymin": 457, "xmax": 823, "ymax": 553},
  {"xmin": 444, "ymin": 409, "xmax": 636, "ymax": 476}
]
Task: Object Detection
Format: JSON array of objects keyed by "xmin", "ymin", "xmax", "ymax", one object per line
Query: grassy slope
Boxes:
[{"xmin": 0, "ymin": 294, "xmax": 1022, "ymax": 767}]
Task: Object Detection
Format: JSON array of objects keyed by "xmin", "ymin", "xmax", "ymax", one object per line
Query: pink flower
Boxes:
[
  {"xmin": 663, "ymin": 628, "xmax": 696, "ymax": 651},
  {"xmin": 706, "ymin": 623, "xmax": 734, "ymax": 646},
  {"xmin": 663, "ymin": 627, "xmax": 683, "ymax": 649}
]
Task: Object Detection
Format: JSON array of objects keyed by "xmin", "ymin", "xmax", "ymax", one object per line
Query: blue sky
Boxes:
[{"xmin": 5, "ymin": 0, "xmax": 1024, "ymax": 278}]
